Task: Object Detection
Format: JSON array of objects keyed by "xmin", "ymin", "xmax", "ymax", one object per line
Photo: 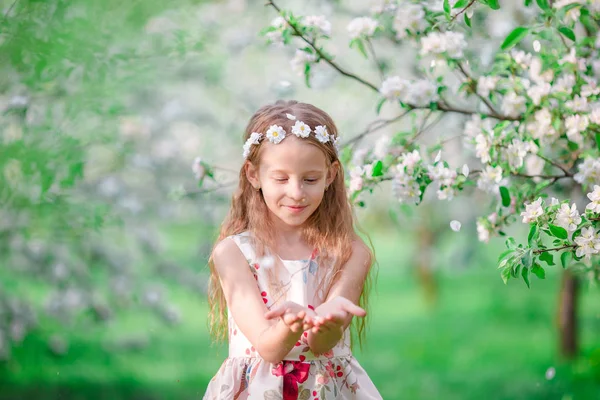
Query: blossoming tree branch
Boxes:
[{"xmin": 198, "ymin": 0, "xmax": 600, "ymax": 286}]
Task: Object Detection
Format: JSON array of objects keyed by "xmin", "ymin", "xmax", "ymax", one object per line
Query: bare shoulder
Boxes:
[
  {"xmin": 211, "ymin": 237, "xmax": 247, "ymax": 274},
  {"xmin": 350, "ymin": 237, "xmax": 372, "ymax": 264}
]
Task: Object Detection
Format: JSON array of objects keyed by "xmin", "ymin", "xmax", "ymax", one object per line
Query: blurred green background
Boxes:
[{"xmin": 1, "ymin": 0, "xmax": 599, "ymax": 399}]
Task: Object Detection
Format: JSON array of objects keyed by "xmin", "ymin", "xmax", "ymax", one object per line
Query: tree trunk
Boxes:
[
  {"xmin": 557, "ymin": 269, "xmax": 579, "ymax": 359},
  {"xmin": 415, "ymin": 224, "xmax": 438, "ymax": 307}
]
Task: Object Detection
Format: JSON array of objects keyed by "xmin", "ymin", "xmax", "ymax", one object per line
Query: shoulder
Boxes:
[
  {"xmin": 211, "ymin": 237, "xmax": 248, "ymax": 274},
  {"xmin": 349, "ymin": 237, "xmax": 372, "ymax": 265}
]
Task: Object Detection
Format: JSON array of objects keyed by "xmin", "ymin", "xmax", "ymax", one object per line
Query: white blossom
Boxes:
[
  {"xmin": 347, "ymin": 17, "xmax": 378, "ymax": 39},
  {"xmin": 507, "ymin": 139, "xmax": 535, "ymax": 169},
  {"xmin": 400, "ymin": 150, "xmax": 421, "ymax": 173},
  {"xmin": 266, "ymin": 125, "xmax": 286, "ymax": 144},
  {"xmin": 420, "ymin": 31, "xmax": 467, "ymax": 59},
  {"xmin": 303, "ymin": 15, "xmax": 332, "ymax": 37},
  {"xmin": 464, "ymin": 115, "xmax": 493, "ymax": 138},
  {"xmin": 529, "ymin": 57, "xmax": 554, "ymax": 84},
  {"xmin": 373, "ymin": 135, "xmax": 391, "ymax": 159},
  {"xmin": 290, "ymin": 49, "xmax": 317, "ymax": 76},
  {"xmin": 527, "ymin": 108, "xmax": 557, "ymax": 141},
  {"xmin": 555, "ymin": 203, "xmax": 582, "ymax": 233},
  {"xmin": 349, "ymin": 166, "xmax": 364, "ymax": 192},
  {"xmin": 192, "ymin": 157, "xmax": 206, "ymax": 180},
  {"xmin": 477, "ymin": 219, "xmax": 491, "ymax": 243},
  {"xmin": 565, "ymin": 95, "xmax": 589, "ymax": 112},
  {"xmin": 574, "ymin": 157, "xmax": 600, "ymax": 186},
  {"xmin": 392, "ymin": 170, "xmax": 421, "ymax": 204},
  {"xmin": 527, "ymin": 83, "xmax": 551, "ymax": 106},
  {"xmin": 477, "ymin": 165, "xmax": 503, "ymax": 193},
  {"xmin": 314, "ymin": 125, "xmax": 330, "ymax": 143},
  {"xmin": 553, "ymin": 74, "xmax": 576, "ymax": 94},
  {"xmin": 407, "ymin": 79, "xmax": 439, "ymax": 106},
  {"xmin": 379, "ymin": 76, "xmax": 410, "ymax": 101},
  {"xmin": 475, "ymin": 134, "xmax": 492, "ymax": 164},
  {"xmin": 501, "ymin": 92, "xmax": 527, "ymax": 118},
  {"xmin": 477, "ymin": 76, "xmax": 499, "ymax": 97},
  {"xmin": 574, "ymin": 227, "xmax": 600, "ymax": 260},
  {"xmin": 393, "ymin": 3, "xmax": 427, "ymax": 39},
  {"xmin": 590, "ymin": 106, "xmax": 600, "ymax": 125},
  {"xmin": 586, "ymin": 185, "xmax": 600, "ymax": 213},
  {"xmin": 291, "ymin": 120, "xmax": 311, "ymax": 138},
  {"xmin": 565, "ymin": 115, "xmax": 589, "ymax": 145},
  {"xmin": 511, "ymin": 50, "xmax": 532, "ymax": 68},
  {"xmin": 520, "ymin": 197, "xmax": 544, "ymax": 223},
  {"xmin": 450, "ymin": 220, "xmax": 461, "ymax": 232}
]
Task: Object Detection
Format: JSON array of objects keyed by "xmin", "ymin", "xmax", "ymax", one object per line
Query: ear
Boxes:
[
  {"xmin": 245, "ymin": 162, "xmax": 261, "ymax": 189},
  {"xmin": 326, "ymin": 161, "xmax": 339, "ymax": 187}
]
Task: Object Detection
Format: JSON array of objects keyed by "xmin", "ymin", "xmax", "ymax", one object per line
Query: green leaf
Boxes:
[
  {"xmin": 464, "ymin": 13, "xmax": 471, "ymax": 27},
  {"xmin": 501, "ymin": 266, "xmax": 511, "ymax": 284},
  {"xmin": 535, "ymin": 0, "xmax": 550, "ymax": 10},
  {"xmin": 532, "ymin": 263, "xmax": 546, "ymax": 279},
  {"xmin": 487, "ymin": 0, "xmax": 501, "ymax": 9},
  {"xmin": 349, "ymin": 38, "xmax": 368, "ymax": 58},
  {"xmin": 558, "ymin": 26, "xmax": 576, "ymax": 41},
  {"xmin": 539, "ymin": 251, "xmax": 555, "ymax": 266},
  {"xmin": 501, "ymin": 27, "xmax": 530, "ymax": 50},
  {"xmin": 304, "ymin": 63, "xmax": 311, "ymax": 88},
  {"xmin": 376, "ymin": 98, "xmax": 386, "ymax": 115},
  {"xmin": 521, "ymin": 265, "xmax": 531, "ymax": 288},
  {"xmin": 548, "ymin": 224, "xmax": 568, "ymax": 239},
  {"xmin": 500, "ymin": 186, "xmax": 511, "ymax": 207},
  {"xmin": 453, "ymin": 0, "xmax": 470, "ymax": 8},
  {"xmin": 560, "ymin": 251, "xmax": 571, "ymax": 268},
  {"xmin": 596, "ymin": 133, "xmax": 600, "ymax": 151},
  {"xmin": 521, "ymin": 249, "xmax": 533, "ymax": 269},
  {"xmin": 506, "ymin": 237, "xmax": 517, "ymax": 250},
  {"xmin": 498, "ymin": 249, "xmax": 514, "ymax": 262},
  {"xmin": 371, "ymin": 160, "xmax": 383, "ymax": 177},
  {"xmin": 443, "ymin": 0, "xmax": 451, "ymax": 16},
  {"xmin": 527, "ymin": 224, "xmax": 538, "ymax": 246}
]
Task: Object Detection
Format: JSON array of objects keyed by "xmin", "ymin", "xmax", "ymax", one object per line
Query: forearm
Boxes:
[{"xmin": 256, "ymin": 319, "xmax": 302, "ymax": 364}]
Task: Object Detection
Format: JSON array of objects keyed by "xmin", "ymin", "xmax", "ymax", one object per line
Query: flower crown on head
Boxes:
[{"xmin": 243, "ymin": 113, "xmax": 340, "ymax": 159}]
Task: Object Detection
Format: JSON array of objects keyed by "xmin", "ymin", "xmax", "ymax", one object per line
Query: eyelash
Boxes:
[{"xmin": 275, "ymin": 178, "xmax": 318, "ymax": 183}]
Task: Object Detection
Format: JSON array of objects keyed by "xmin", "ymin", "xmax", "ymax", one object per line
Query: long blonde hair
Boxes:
[{"xmin": 207, "ymin": 100, "xmax": 376, "ymax": 350}]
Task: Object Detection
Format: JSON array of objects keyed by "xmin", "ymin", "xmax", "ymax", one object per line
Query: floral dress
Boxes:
[{"xmin": 203, "ymin": 231, "xmax": 382, "ymax": 400}]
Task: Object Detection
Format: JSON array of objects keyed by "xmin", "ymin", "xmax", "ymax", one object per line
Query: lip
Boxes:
[{"xmin": 286, "ymin": 205, "xmax": 307, "ymax": 213}]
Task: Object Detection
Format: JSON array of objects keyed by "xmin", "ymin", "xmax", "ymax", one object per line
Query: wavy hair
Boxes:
[{"xmin": 207, "ymin": 100, "xmax": 376, "ymax": 350}]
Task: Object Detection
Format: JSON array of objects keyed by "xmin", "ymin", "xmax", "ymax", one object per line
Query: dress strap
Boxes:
[{"xmin": 227, "ymin": 231, "xmax": 258, "ymax": 264}]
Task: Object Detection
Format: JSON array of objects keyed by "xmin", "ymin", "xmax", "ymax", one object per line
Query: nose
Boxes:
[{"xmin": 287, "ymin": 178, "xmax": 305, "ymax": 202}]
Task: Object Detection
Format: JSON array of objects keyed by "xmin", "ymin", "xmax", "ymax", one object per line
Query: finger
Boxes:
[
  {"xmin": 342, "ymin": 302, "xmax": 366, "ymax": 317},
  {"xmin": 264, "ymin": 305, "xmax": 286, "ymax": 320},
  {"xmin": 297, "ymin": 310, "xmax": 306, "ymax": 320}
]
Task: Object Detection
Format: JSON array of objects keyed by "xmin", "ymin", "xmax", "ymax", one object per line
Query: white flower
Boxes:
[
  {"xmin": 347, "ymin": 17, "xmax": 378, "ymax": 39},
  {"xmin": 450, "ymin": 220, "xmax": 462, "ymax": 232},
  {"xmin": 574, "ymin": 227, "xmax": 600, "ymax": 260},
  {"xmin": 527, "ymin": 83, "xmax": 551, "ymax": 106},
  {"xmin": 590, "ymin": 106, "xmax": 600, "ymax": 125},
  {"xmin": 407, "ymin": 79, "xmax": 439, "ymax": 106},
  {"xmin": 477, "ymin": 219, "xmax": 491, "ymax": 243},
  {"xmin": 581, "ymin": 80, "xmax": 600, "ymax": 98},
  {"xmin": 477, "ymin": 76, "xmax": 499, "ymax": 97},
  {"xmin": 290, "ymin": 49, "xmax": 317, "ymax": 76},
  {"xmin": 291, "ymin": 120, "xmax": 311, "ymax": 138},
  {"xmin": 462, "ymin": 164, "xmax": 470, "ymax": 177},
  {"xmin": 243, "ymin": 132, "xmax": 263, "ymax": 159},
  {"xmin": 529, "ymin": 57, "xmax": 554, "ymax": 84},
  {"xmin": 520, "ymin": 198, "xmax": 544, "ymax": 223},
  {"xmin": 477, "ymin": 165, "xmax": 503, "ymax": 194},
  {"xmin": 555, "ymin": 203, "xmax": 582, "ymax": 233},
  {"xmin": 266, "ymin": 125, "xmax": 286, "ymax": 144},
  {"xmin": 565, "ymin": 95, "xmax": 589, "ymax": 112},
  {"xmin": 314, "ymin": 125, "xmax": 330, "ymax": 143},
  {"xmin": 373, "ymin": 135, "xmax": 391, "ymax": 159},
  {"xmin": 392, "ymin": 172, "xmax": 421, "ymax": 204},
  {"xmin": 286, "ymin": 113, "xmax": 296, "ymax": 120},
  {"xmin": 553, "ymin": 74, "xmax": 576, "ymax": 94},
  {"xmin": 501, "ymin": 92, "xmax": 527, "ymax": 118},
  {"xmin": 303, "ymin": 15, "xmax": 332, "ymax": 37},
  {"xmin": 565, "ymin": 115, "xmax": 589, "ymax": 145},
  {"xmin": 525, "ymin": 155, "xmax": 545, "ymax": 178},
  {"xmin": 527, "ymin": 108, "xmax": 557, "ymax": 142},
  {"xmin": 393, "ymin": 4, "xmax": 426, "ymax": 39},
  {"xmin": 586, "ymin": 185, "xmax": 600, "ymax": 213},
  {"xmin": 192, "ymin": 157, "xmax": 206, "ymax": 180},
  {"xmin": 428, "ymin": 163, "xmax": 457, "ymax": 186},
  {"xmin": 511, "ymin": 50, "xmax": 532, "ymax": 68},
  {"xmin": 464, "ymin": 115, "xmax": 493, "ymax": 138},
  {"xmin": 380, "ymin": 76, "xmax": 410, "ymax": 101},
  {"xmin": 349, "ymin": 165, "xmax": 364, "ymax": 192},
  {"xmin": 507, "ymin": 139, "xmax": 531, "ymax": 169},
  {"xmin": 333, "ymin": 136, "xmax": 341, "ymax": 153},
  {"xmin": 437, "ymin": 186, "xmax": 456, "ymax": 200},
  {"xmin": 560, "ymin": 48, "xmax": 578, "ymax": 66},
  {"xmin": 421, "ymin": 31, "xmax": 467, "ymax": 59},
  {"xmin": 400, "ymin": 150, "xmax": 421, "ymax": 173},
  {"xmin": 575, "ymin": 157, "xmax": 600, "ymax": 186},
  {"xmin": 475, "ymin": 134, "xmax": 492, "ymax": 164}
]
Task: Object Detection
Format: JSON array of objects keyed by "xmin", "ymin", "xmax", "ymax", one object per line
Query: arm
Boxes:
[
  {"xmin": 307, "ymin": 240, "xmax": 371, "ymax": 355},
  {"xmin": 212, "ymin": 238, "xmax": 303, "ymax": 364}
]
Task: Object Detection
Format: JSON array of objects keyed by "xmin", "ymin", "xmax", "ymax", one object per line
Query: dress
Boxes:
[{"xmin": 203, "ymin": 231, "xmax": 382, "ymax": 400}]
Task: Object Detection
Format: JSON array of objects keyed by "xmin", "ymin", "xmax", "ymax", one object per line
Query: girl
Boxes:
[{"xmin": 204, "ymin": 100, "xmax": 382, "ymax": 399}]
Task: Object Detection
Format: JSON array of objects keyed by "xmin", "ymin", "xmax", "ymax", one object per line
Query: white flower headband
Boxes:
[{"xmin": 243, "ymin": 113, "xmax": 340, "ymax": 159}]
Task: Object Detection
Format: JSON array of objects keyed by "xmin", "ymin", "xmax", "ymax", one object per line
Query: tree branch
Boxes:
[
  {"xmin": 342, "ymin": 109, "xmax": 411, "ymax": 148},
  {"xmin": 450, "ymin": 0, "xmax": 476, "ymax": 23},
  {"xmin": 365, "ymin": 38, "xmax": 385, "ymax": 80},
  {"xmin": 533, "ymin": 245, "xmax": 575, "ymax": 255}
]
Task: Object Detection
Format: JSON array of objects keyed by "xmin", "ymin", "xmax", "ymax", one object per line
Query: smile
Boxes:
[{"xmin": 286, "ymin": 205, "xmax": 307, "ymax": 213}]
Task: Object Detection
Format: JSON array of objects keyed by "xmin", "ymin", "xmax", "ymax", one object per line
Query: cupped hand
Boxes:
[
  {"xmin": 311, "ymin": 296, "xmax": 366, "ymax": 334},
  {"xmin": 264, "ymin": 301, "xmax": 318, "ymax": 333}
]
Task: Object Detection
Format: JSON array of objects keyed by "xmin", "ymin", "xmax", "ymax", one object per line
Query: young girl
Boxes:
[{"xmin": 204, "ymin": 100, "xmax": 382, "ymax": 399}]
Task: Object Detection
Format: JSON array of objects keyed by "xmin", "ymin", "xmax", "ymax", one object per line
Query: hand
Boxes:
[
  {"xmin": 311, "ymin": 296, "xmax": 366, "ymax": 334},
  {"xmin": 264, "ymin": 301, "xmax": 318, "ymax": 333}
]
